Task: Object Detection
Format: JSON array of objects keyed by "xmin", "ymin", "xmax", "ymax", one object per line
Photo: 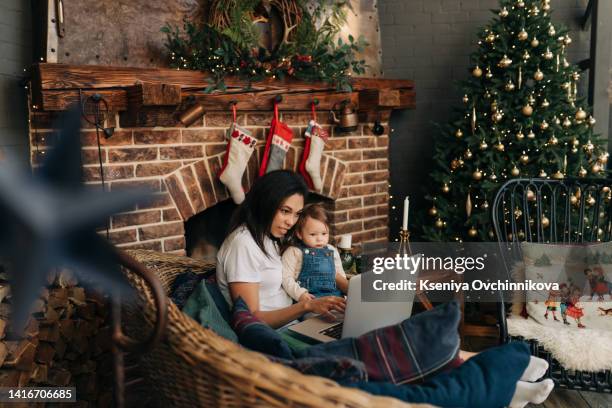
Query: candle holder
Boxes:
[
  {"xmin": 339, "ymin": 247, "xmax": 355, "ymax": 273},
  {"xmin": 398, "ymin": 228, "xmax": 412, "ymax": 256}
]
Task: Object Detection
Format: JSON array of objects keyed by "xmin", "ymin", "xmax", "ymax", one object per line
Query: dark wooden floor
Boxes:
[{"xmin": 527, "ymin": 389, "xmax": 612, "ymax": 408}]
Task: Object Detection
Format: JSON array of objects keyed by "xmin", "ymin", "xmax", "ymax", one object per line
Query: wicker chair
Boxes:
[
  {"xmin": 120, "ymin": 249, "xmax": 432, "ymax": 408},
  {"xmin": 492, "ymin": 177, "xmax": 612, "ymax": 393}
]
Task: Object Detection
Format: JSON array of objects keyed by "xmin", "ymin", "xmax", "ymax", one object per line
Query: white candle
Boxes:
[
  {"xmin": 339, "ymin": 234, "xmax": 352, "ymax": 249},
  {"xmin": 402, "ymin": 196, "xmax": 409, "ymax": 230}
]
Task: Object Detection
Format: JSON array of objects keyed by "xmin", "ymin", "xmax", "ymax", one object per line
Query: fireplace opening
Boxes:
[{"xmin": 185, "ymin": 192, "xmax": 334, "ymax": 261}]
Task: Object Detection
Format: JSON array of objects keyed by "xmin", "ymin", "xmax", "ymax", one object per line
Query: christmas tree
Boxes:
[{"xmin": 422, "ymin": 0, "xmax": 608, "ymax": 242}]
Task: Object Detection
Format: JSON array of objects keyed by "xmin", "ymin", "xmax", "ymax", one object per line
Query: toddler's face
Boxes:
[{"xmin": 297, "ymin": 216, "xmax": 329, "ymax": 248}]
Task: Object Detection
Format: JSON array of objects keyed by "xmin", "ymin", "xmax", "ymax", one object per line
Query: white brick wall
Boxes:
[
  {"xmin": 379, "ymin": 0, "xmax": 593, "ymax": 237},
  {"xmin": 0, "ymin": 0, "xmax": 32, "ymax": 164}
]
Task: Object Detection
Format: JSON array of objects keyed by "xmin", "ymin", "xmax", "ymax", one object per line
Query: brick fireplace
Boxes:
[{"xmin": 28, "ymin": 64, "xmax": 414, "ymax": 256}]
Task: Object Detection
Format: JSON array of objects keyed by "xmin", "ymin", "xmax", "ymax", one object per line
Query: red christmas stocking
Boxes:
[
  {"xmin": 258, "ymin": 103, "xmax": 293, "ymax": 176},
  {"xmin": 219, "ymin": 122, "xmax": 256, "ymax": 204},
  {"xmin": 299, "ymin": 113, "xmax": 328, "ymax": 190}
]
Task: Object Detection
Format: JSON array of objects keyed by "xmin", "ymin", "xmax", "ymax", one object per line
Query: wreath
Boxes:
[{"xmin": 161, "ymin": 0, "xmax": 367, "ymax": 92}]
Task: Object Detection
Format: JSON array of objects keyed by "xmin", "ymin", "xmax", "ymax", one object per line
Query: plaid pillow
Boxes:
[
  {"xmin": 269, "ymin": 355, "xmax": 368, "ymax": 383},
  {"xmin": 300, "ymin": 302, "xmax": 462, "ymax": 384}
]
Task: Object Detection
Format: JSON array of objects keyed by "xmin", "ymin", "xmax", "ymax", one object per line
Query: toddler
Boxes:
[{"xmin": 282, "ymin": 203, "xmax": 349, "ymax": 302}]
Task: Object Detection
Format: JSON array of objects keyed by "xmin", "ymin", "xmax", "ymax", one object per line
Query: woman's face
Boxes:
[{"xmin": 270, "ymin": 193, "xmax": 304, "ymax": 238}]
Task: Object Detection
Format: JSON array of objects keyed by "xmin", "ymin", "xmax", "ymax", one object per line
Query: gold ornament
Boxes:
[
  {"xmin": 584, "ymin": 140, "xmax": 594, "ymax": 153},
  {"xmin": 520, "ymin": 154, "xmax": 529, "ymax": 164},
  {"xmin": 527, "ymin": 129, "xmax": 535, "ymax": 139},
  {"xmin": 592, "ymin": 163, "xmax": 602, "ymax": 174},
  {"xmin": 564, "ymin": 35, "xmax": 572, "ymax": 45},
  {"xmin": 455, "ymin": 129, "xmax": 464, "ymax": 138},
  {"xmin": 563, "ymin": 58, "xmax": 570, "ymax": 68},
  {"xmin": 526, "ymin": 189, "xmax": 535, "ymax": 201},
  {"xmin": 548, "ymin": 134, "xmax": 558, "ymax": 145},
  {"xmin": 518, "ymin": 29, "xmax": 528, "ymax": 41},
  {"xmin": 485, "ymin": 67, "xmax": 493, "ymax": 79},
  {"xmin": 522, "ymin": 104, "xmax": 533, "ymax": 116},
  {"xmin": 472, "ymin": 169, "xmax": 483, "ymax": 180},
  {"xmin": 462, "ymin": 94, "xmax": 469, "ymax": 103},
  {"xmin": 563, "ymin": 117, "xmax": 572, "ymax": 127},
  {"xmin": 458, "ymin": 159, "xmax": 465, "ymax": 166},
  {"xmin": 552, "ymin": 170, "xmax": 564, "ymax": 179},
  {"xmin": 570, "ymin": 195, "xmax": 578, "ymax": 205},
  {"xmin": 486, "ymin": 33, "xmax": 496, "ymax": 43},
  {"xmin": 579, "ymin": 167, "xmax": 588, "ymax": 177},
  {"xmin": 572, "ymin": 72, "xmax": 580, "ymax": 81},
  {"xmin": 572, "ymin": 138, "xmax": 579, "ymax": 146},
  {"xmin": 553, "ymin": 116, "xmax": 560, "ymax": 125},
  {"xmin": 542, "ymin": 216, "xmax": 550, "ymax": 228},
  {"xmin": 505, "ymin": 81, "xmax": 515, "ymax": 91},
  {"xmin": 466, "ymin": 192, "xmax": 472, "ymax": 217},
  {"xmin": 528, "ymin": 94, "xmax": 536, "ymax": 105},
  {"xmin": 482, "ymin": 200, "xmax": 489, "ymax": 209},
  {"xmin": 517, "ymin": 0, "xmax": 525, "ymax": 7},
  {"xmin": 490, "ymin": 100, "xmax": 498, "ymax": 112},
  {"xmin": 429, "ymin": 206, "xmax": 438, "ymax": 216},
  {"xmin": 529, "ymin": 4, "xmax": 540, "ymax": 15},
  {"xmin": 541, "ymin": 99, "xmax": 550, "ymax": 108},
  {"xmin": 484, "ymin": 90, "xmax": 491, "ymax": 99},
  {"xmin": 468, "ymin": 227, "xmax": 478, "ymax": 237},
  {"xmin": 543, "ymin": 48, "xmax": 553, "ymax": 60},
  {"xmin": 602, "ymin": 186, "xmax": 611, "ymax": 193},
  {"xmin": 540, "ymin": 120, "xmax": 549, "ymax": 130},
  {"xmin": 480, "ymin": 140, "xmax": 488, "ymax": 150},
  {"xmin": 450, "ymin": 159, "xmax": 460, "ymax": 170},
  {"xmin": 511, "ymin": 166, "xmax": 520, "ymax": 176},
  {"xmin": 575, "ymin": 108, "xmax": 587, "ymax": 120},
  {"xmin": 492, "ymin": 111, "xmax": 503, "ymax": 122},
  {"xmin": 499, "ymin": 7, "xmax": 509, "ymax": 17},
  {"xmin": 539, "ymin": 169, "xmax": 547, "ymax": 177},
  {"xmin": 495, "ymin": 142, "xmax": 505, "ymax": 151},
  {"xmin": 531, "ymin": 37, "xmax": 539, "ymax": 47},
  {"xmin": 498, "ymin": 55, "xmax": 512, "ymax": 68},
  {"xmin": 518, "ymin": 66, "xmax": 522, "ymax": 89},
  {"xmin": 472, "ymin": 65, "xmax": 482, "ymax": 77},
  {"xmin": 522, "ymin": 50, "xmax": 530, "ymax": 60},
  {"xmin": 548, "ymin": 24, "xmax": 556, "ymax": 36},
  {"xmin": 435, "ymin": 219, "xmax": 444, "ymax": 229},
  {"xmin": 588, "ymin": 116, "xmax": 597, "ymax": 126},
  {"xmin": 534, "ymin": 68, "xmax": 544, "ymax": 81},
  {"xmin": 489, "ymin": 173, "xmax": 497, "ymax": 181},
  {"xmin": 599, "ymin": 153, "xmax": 609, "ymax": 163},
  {"xmin": 542, "ymin": 0, "xmax": 551, "ymax": 11},
  {"xmin": 587, "ymin": 195, "xmax": 596, "ymax": 206},
  {"xmin": 561, "ymin": 82, "xmax": 570, "ymax": 90},
  {"xmin": 516, "ymin": 130, "xmax": 525, "ymax": 140},
  {"xmin": 514, "ymin": 208, "xmax": 523, "ymax": 218},
  {"xmin": 442, "ymin": 183, "xmax": 450, "ymax": 193},
  {"xmin": 571, "ymin": 147, "xmax": 578, "ymax": 154},
  {"xmin": 464, "ymin": 149, "xmax": 473, "ymax": 159},
  {"xmin": 471, "ymin": 107, "xmax": 477, "ymax": 133}
]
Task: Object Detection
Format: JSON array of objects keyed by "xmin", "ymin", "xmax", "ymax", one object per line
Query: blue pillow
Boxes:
[
  {"xmin": 231, "ymin": 297, "xmax": 294, "ymax": 359},
  {"xmin": 170, "ymin": 271, "xmax": 207, "ymax": 309}
]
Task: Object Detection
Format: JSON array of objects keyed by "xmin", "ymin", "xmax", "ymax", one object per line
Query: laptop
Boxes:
[{"xmin": 288, "ymin": 272, "xmax": 416, "ymax": 343}]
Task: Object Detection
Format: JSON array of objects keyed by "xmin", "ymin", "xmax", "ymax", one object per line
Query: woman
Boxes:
[
  {"xmin": 216, "ymin": 170, "xmax": 554, "ymax": 408},
  {"xmin": 216, "ymin": 170, "xmax": 345, "ymax": 328}
]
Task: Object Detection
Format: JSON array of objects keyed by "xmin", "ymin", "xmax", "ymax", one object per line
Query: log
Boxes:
[
  {"xmin": 119, "ymin": 106, "xmax": 180, "ymax": 127},
  {"xmin": 35, "ymin": 63, "xmax": 413, "ymax": 92},
  {"xmin": 0, "ymin": 369, "xmax": 21, "ymax": 387},
  {"xmin": 35, "ymin": 342, "xmax": 55, "ymax": 364},
  {"xmin": 47, "ymin": 367, "xmax": 71, "ymax": 386},
  {"xmin": 185, "ymin": 90, "xmax": 359, "ymax": 111},
  {"xmin": 32, "ymin": 363, "xmax": 48, "ymax": 383},
  {"xmin": 41, "ymin": 89, "xmax": 128, "ymax": 112},
  {"xmin": 0, "ymin": 342, "xmax": 8, "ymax": 366},
  {"xmin": 128, "ymin": 83, "xmax": 182, "ymax": 106},
  {"xmin": 38, "ymin": 324, "xmax": 60, "ymax": 342}
]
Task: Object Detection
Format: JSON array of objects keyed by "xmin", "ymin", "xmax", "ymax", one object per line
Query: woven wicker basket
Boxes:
[{"xmin": 122, "ymin": 250, "xmax": 432, "ymax": 408}]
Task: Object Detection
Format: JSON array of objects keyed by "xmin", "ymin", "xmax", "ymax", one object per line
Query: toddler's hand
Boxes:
[{"xmin": 299, "ymin": 293, "xmax": 315, "ymax": 302}]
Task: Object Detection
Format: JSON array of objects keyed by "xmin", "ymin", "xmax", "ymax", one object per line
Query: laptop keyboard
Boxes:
[{"xmin": 320, "ymin": 322, "xmax": 344, "ymax": 339}]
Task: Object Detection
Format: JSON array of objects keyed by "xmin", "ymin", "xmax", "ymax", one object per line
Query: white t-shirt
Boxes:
[{"xmin": 216, "ymin": 225, "xmax": 293, "ymax": 311}]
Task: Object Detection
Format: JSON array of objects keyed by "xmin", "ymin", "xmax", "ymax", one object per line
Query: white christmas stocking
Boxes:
[
  {"xmin": 219, "ymin": 124, "xmax": 256, "ymax": 204},
  {"xmin": 301, "ymin": 120, "xmax": 328, "ymax": 190}
]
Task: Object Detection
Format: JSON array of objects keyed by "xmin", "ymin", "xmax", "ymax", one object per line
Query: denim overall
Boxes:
[{"xmin": 297, "ymin": 245, "xmax": 342, "ymax": 298}]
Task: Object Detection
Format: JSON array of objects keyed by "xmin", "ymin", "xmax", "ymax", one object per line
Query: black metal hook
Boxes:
[{"xmin": 274, "ymin": 95, "xmax": 283, "ymax": 104}]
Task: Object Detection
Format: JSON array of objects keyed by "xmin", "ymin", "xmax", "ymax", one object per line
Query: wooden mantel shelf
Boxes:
[{"xmin": 31, "ymin": 63, "xmax": 414, "ymax": 126}]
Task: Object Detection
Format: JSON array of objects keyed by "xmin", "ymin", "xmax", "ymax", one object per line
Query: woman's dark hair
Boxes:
[{"xmin": 229, "ymin": 170, "xmax": 308, "ymax": 256}]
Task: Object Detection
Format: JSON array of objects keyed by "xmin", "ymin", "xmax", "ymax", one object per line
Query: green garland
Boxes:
[{"xmin": 161, "ymin": 0, "xmax": 367, "ymax": 92}]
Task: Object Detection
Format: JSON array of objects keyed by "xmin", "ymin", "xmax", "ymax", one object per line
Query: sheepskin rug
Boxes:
[{"xmin": 508, "ymin": 314, "xmax": 612, "ymax": 371}]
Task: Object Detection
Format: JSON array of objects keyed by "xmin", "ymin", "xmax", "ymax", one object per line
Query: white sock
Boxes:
[
  {"xmin": 509, "ymin": 379, "xmax": 554, "ymax": 408},
  {"xmin": 520, "ymin": 356, "xmax": 549, "ymax": 382},
  {"xmin": 305, "ymin": 132, "xmax": 325, "ymax": 190}
]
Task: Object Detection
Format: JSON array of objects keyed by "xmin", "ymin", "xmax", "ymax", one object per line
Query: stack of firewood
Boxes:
[{"xmin": 0, "ymin": 266, "xmax": 113, "ymax": 405}]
